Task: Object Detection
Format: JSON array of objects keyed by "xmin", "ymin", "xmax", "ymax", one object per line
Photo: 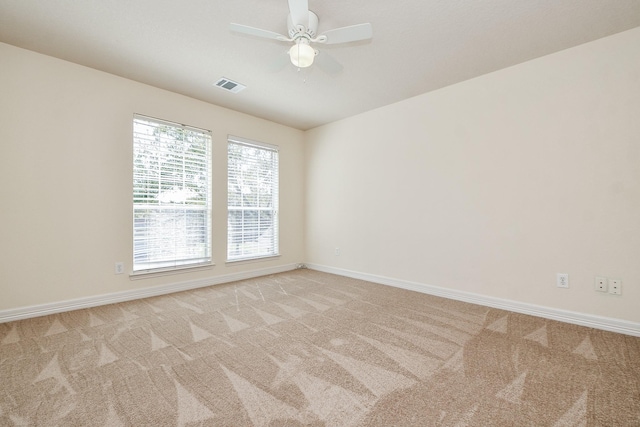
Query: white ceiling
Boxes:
[{"xmin": 1, "ymin": 0, "xmax": 639, "ymax": 130}]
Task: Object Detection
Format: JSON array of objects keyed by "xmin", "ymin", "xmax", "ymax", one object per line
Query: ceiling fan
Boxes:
[{"xmin": 229, "ymin": 0, "xmax": 373, "ymax": 73}]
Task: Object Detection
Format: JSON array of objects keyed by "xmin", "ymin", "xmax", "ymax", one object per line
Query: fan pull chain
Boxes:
[{"xmin": 296, "ymin": 67, "xmax": 307, "ymax": 84}]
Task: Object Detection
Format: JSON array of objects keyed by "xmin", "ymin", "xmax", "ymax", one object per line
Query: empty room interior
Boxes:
[{"xmin": 1, "ymin": 0, "xmax": 639, "ymax": 425}]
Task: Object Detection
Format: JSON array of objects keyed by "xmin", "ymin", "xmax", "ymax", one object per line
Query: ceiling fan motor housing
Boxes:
[{"xmin": 288, "ymin": 11, "xmax": 319, "ymax": 39}]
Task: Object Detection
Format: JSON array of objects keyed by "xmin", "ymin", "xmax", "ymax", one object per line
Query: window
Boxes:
[
  {"xmin": 133, "ymin": 115, "xmax": 212, "ymax": 273},
  {"xmin": 227, "ymin": 136, "xmax": 279, "ymax": 261}
]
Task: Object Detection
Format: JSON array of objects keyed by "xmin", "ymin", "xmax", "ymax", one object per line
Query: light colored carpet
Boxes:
[{"xmin": 1, "ymin": 269, "xmax": 639, "ymax": 426}]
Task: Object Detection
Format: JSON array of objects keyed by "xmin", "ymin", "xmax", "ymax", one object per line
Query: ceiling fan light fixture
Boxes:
[
  {"xmin": 289, "ymin": 42, "xmax": 315, "ymax": 67},
  {"xmin": 230, "ymin": 1, "xmax": 373, "ymax": 73}
]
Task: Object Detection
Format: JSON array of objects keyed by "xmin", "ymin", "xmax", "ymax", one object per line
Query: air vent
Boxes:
[{"xmin": 214, "ymin": 78, "xmax": 246, "ymax": 93}]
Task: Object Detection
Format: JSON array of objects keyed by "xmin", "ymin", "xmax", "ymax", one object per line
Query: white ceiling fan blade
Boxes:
[
  {"xmin": 318, "ymin": 23, "xmax": 373, "ymax": 45},
  {"xmin": 314, "ymin": 51, "xmax": 343, "ymax": 75},
  {"xmin": 229, "ymin": 23, "xmax": 289, "ymax": 41},
  {"xmin": 288, "ymin": 0, "xmax": 309, "ymax": 29}
]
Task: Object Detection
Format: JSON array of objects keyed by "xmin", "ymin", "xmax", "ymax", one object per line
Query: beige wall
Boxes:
[
  {"xmin": 2, "ymin": 27, "xmax": 639, "ymax": 324},
  {"xmin": 305, "ymin": 28, "xmax": 640, "ymax": 322},
  {"xmin": 0, "ymin": 42, "xmax": 305, "ymax": 310}
]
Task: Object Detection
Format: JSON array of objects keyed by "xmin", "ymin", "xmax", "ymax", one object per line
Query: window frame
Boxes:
[
  {"xmin": 226, "ymin": 135, "xmax": 280, "ymax": 263},
  {"xmin": 132, "ymin": 114, "xmax": 213, "ymax": 275}
]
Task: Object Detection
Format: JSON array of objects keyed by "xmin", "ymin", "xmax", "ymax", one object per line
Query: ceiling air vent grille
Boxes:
[{"xmin": 214, "ymin": 78, "xmax": 246, "ymax": 93}]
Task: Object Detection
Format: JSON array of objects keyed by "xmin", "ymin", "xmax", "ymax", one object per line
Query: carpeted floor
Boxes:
[{"xmin": 1, "ymin": 269, "xmax": 639, "ymax": 426}]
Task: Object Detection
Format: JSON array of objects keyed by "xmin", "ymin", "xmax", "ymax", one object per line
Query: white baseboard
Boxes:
[
  {"xmin": 5, "ymin": 262, "xmax": 638, "ymax": 337},
  {"xmin": 0, "ymin": 263, "xmax": 299, "ymax": 323},
  {"xmin": 305, "ymin": 263, "xmax": 640, "ymax": 337}
]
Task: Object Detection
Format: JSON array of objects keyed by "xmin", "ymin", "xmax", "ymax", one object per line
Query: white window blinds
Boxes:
[
  {"xmin": 227, "ymin": 136, "xmax": 279, "ymax": 261},
  {"xmin": 133, "ymin": 115, "xmax": 212, "ymax": 273}
]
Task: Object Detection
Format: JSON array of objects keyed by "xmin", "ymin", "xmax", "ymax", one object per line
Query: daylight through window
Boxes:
[
  {"xmin": 133, "ymin": 115, "xmax": 212, "ymax": 273},
  {"xmin": 227, "ymin": 136, "xmax": 279, "ymax": 261}
]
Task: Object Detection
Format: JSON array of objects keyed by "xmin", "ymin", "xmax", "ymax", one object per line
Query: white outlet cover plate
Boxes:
[
  {"xmin": 608, "ymin": 278, "xmax": 621, "ymax": 295},
  {"xmin": 115, "ymin": 262, "xmax": 124, "ymax": 274},
  {"xmin": 557, "ymin": 273, "xmax": 569, "ymax": 288},
  {"xmin": 595, "ymin": 276, "xmax": 608, "ymax": 292}
]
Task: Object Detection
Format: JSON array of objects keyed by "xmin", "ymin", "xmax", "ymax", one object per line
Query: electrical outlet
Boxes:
[
  {"xmin": 557, "ymin": 273, "xmax": 569, "ymax": 288},
  {"xmin": 334, "ymin": 247, "xmax": 341, "ymax": 256},
  {"xmin": 608, "ymin": 278, "xmax": 621, "ymax": 295},
  {"xmin": 595, "ymin": 276, "xmax": 608, "ymax": 292},
  {"xmin": 115, "ymin": 262, "xmax": 124, "ymax": 275}
]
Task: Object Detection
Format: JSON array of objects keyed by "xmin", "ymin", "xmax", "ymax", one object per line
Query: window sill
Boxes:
[
  {"xmin": 129, "ymin": 262, "xmax": 214, "ymax": 280},
  {"xmin": 225, "ymin": 254, "xmax": 281, "ymax": 266}
]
